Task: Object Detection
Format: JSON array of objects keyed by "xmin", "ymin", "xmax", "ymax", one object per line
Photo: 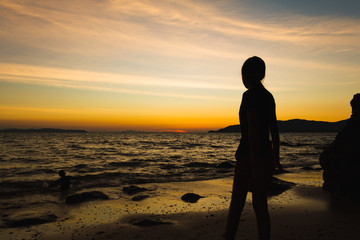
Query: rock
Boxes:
[
  {"xmin": 123, "ymin": 185, "xmax": 148, "ymax": 195},
  {"xmin": 65, "ymin": 191, "xmax": 109, "ymax": 204},
  {"xmin": 267, "ymin": 177, "xmax": 296, "ymax": 196},
  {"xmin": 6, "ymin": 212, "xmax": 57, "ymax": 228},
  {"xmin": 320, "ymin": 93, "xmax": 360, "ymax": 200},
  {"xmin": 132, "ymin": 219, "xmax": 172, "ymax": 227},
  {"xmin": 216, "ymin": 161, "xmax": 234, "ymax": 168},
  {"xmin": 131, "ymin": 195, "xmax": 149, "ymax": 201},
  {"xmin": 181, "ymin": 193, "xmax": 204, "ymax": 203}
]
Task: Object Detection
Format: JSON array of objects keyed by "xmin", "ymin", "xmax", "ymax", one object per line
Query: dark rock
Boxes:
[
  {"xmin": 65, "ymin": 191, "xmax": 109, "ymax": 204},
  {"xmin": 131, "ymin": 195, "xmax": 149, "ymax": 201},
  {"xmin": 132, "ymin": 219, "xmax": 172, "ymax": 227},
  {"xmin": 181, "ymin": 193, "xmax": 204, "ymax": 203},
  {"xmin": 81, "ymin": 191, "xmax": 109, "ymax": 200},
  {"xmin": 123, "ymin": 185, "xmax": 148, "ymax": 195},
  {"xmin": 216, "ymin": 161, "xmax": 234, "ymax": 168},
  {"xmin": 267, "ymin": 177, "xmax": 296, "ymax": 197},
  {"xmin": 6, "ymin": 213, "xmax": 57, "ymax": 228},
  {"xmin": 320, "ymin": 93, "xmax": 360, "ymax": 201}
]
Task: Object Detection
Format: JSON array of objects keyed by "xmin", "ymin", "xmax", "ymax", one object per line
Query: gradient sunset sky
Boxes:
[{"xmin": 0, "ymin": 0, "xmax": 359, "ymax": 131}]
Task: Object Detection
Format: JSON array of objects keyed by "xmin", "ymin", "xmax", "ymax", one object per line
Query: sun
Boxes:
[{"xmin": 161, "ymin": 130, "xmax": 187, "ymax": 133}]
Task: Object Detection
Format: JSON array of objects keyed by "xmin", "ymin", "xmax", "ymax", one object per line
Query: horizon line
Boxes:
[{"xmin": 0, "ymin": 117, "xmax": 349, "ymax": 133}]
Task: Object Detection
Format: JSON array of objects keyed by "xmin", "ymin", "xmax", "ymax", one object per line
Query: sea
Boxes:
[{"xmin": 0, "ymin": 132, "xmax": 336, "ymax": 215}]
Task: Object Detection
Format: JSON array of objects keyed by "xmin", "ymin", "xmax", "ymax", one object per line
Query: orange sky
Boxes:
[{"xmin": 0, "ymin": 0, "xmax": 359, "ymax": 131}]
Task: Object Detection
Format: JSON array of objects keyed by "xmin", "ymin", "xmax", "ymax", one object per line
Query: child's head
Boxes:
[
  {"xmin": 241, "ymin": 56, "xmax": 266, "ymax": 89},
  {"xmin": 59, "ymin": 170, "xmax": 66, "ymax": 177}
]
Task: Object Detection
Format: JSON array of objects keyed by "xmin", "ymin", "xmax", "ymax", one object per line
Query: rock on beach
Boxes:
[
  {"xmin": 123, "ymin": 185, "xmax": 148, "ymax": 195},
  {"xmin": 65, "ymin": 191, "xmax": 109, "ymax": 204},
  {"xmin": 181, "ymin": 193, "xmax": 204, "ymax": 203}
]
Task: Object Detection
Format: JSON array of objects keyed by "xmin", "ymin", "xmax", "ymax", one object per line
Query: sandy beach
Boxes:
[{"xmin": 1, "ymin": 171, "xmax": 360, "ymax": 240}]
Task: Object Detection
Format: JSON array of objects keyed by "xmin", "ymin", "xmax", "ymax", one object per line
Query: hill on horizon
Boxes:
[{"xmin": 209, "ymin": 119, "xmax": 348, "ymax": 133}]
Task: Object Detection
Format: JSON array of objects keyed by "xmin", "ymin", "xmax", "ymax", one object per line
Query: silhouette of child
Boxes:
[
  {"xmin": 225, "ymin": 56, "xmax": 282, "ymax": 240},
  {"xmin": 58, "ymin": 170, "xmax": 70, "ymax": 191}
]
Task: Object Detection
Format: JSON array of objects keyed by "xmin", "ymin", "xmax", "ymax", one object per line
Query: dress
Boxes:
[{"xmin": 235, "ymin": 84, "xmax": 275, "ymax": 188}]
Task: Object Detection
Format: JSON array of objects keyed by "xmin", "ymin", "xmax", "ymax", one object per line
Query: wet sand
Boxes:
[{"xmin": 1, "ymin": 171, "xmax": 360, "ymax": 240}]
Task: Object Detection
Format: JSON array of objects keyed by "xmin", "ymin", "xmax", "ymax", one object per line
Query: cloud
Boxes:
[
  {"xmin": 0, "ymin": 63, "xmax": 240, "ymax": 100},
  {"xmin": 1, "ymin": 0, "xmax": 359, "ymax": 59},
  {"xmin": 0, "ymin": 105, "xmax": 84, "ymax": 114},
  {"xmin": 0, "ymin": 104, "xmax": 131, "ymax": 115}
]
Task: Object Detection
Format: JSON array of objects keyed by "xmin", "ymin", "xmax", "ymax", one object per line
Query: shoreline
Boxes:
[{"xmin": 1, "ymin": 171, "xmax": 360, "ymax": 240}]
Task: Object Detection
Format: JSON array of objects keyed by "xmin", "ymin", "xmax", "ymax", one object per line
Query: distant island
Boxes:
[
  {"xmin": 209, "ymin": 119, "xmax": 348, "ymax": 133},
  {"xmin": 0, "ymin": 128, "xmax": 87, "ymax": 133}
]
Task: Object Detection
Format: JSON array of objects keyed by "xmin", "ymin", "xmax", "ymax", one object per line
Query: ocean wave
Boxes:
[
  {"xmin": 298, "ymin": 152, "xmax": 319, "ymax": 156},
  {"xmin": 185, "ymin": 162, "xmax": 216, "ymax": 168},
  {"xmin": 159, "ymin": 164, "xmax": 181, "ymax": 170},
  {"xmin": 210, "ymin": 145, "xmax": 227, "ymax": 149},
  {"xmin": 138, "ymin": 140, "xmax": 154, "ymax": 144},
  {"xmin": 117, "ymin": 152, "xmax": 141, "ymax": 157},
  {"xmin": 68, "ymin": 144, "xmax": 86, "ymax": 149},
  {"xmin": 18, "ymin": 168, "xmax": 56, "ymax": 175},
  {"xmin": 7, "ymin": 157, "xmax": 42, "ymax": 163},
  {"xmin": 74, "ymin": 167, "xmax": 105, "ymax": 173},
  {"xmin": 107, "ymin": 161, "xmax": 143, "ymax": 167},
  {"xmin": 73, "ymin": 155, "xmax": 96, "ymax": 160},
  {"xmin": 74, "ymin": 163, "xmax": 88, "ymax": 168},
  {"xmin": 170, "ymin": 143, "xmax": 204, "ymax": 150},
  {"xmin": 280, "ymin": 141, "xmax": 314, "ymax": 147}
]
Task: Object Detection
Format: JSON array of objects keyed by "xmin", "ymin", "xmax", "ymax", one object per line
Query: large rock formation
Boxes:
[{"xmin": 320, "ymin": 93, "xmax": 360, "ymax": 200}]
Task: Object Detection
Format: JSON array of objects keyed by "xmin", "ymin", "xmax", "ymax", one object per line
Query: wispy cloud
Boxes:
[
  {"xmin": 0, "ymin": 63, "xmax": 240, "ymax": 100},
  {"xmin": 0, "ymin": 105, "xmax": 129, "ymax": 114},
  {"xmin": 0, "ymin": 1, "xmax": 358, "ymax": 79},
  {"xmin": 1, "ymin": 0, "xmax": 358, "ymax": 59}
]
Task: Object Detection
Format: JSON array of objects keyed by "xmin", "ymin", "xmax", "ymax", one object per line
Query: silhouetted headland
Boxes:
[
  {"xmin": 209, "ymin": 119, "xmax": 348, "ymax": 133},
  {"xmin": 0, "ymin": 128, "xmax": 87, "ymax": 133}
]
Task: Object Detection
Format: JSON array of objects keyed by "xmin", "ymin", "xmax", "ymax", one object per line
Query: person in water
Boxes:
[
  {"xmin": 58, "ymin": 170, "xmax": 70, "ymax": 191},
  {"xmin": 225, "ymin": 56, "xmax": 282, "ymax": 240}
]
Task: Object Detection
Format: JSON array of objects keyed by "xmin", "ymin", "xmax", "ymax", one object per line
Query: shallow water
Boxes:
[{"xmin": 0, "ymin": 132, "xmax": 336, "ymax": 212}]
